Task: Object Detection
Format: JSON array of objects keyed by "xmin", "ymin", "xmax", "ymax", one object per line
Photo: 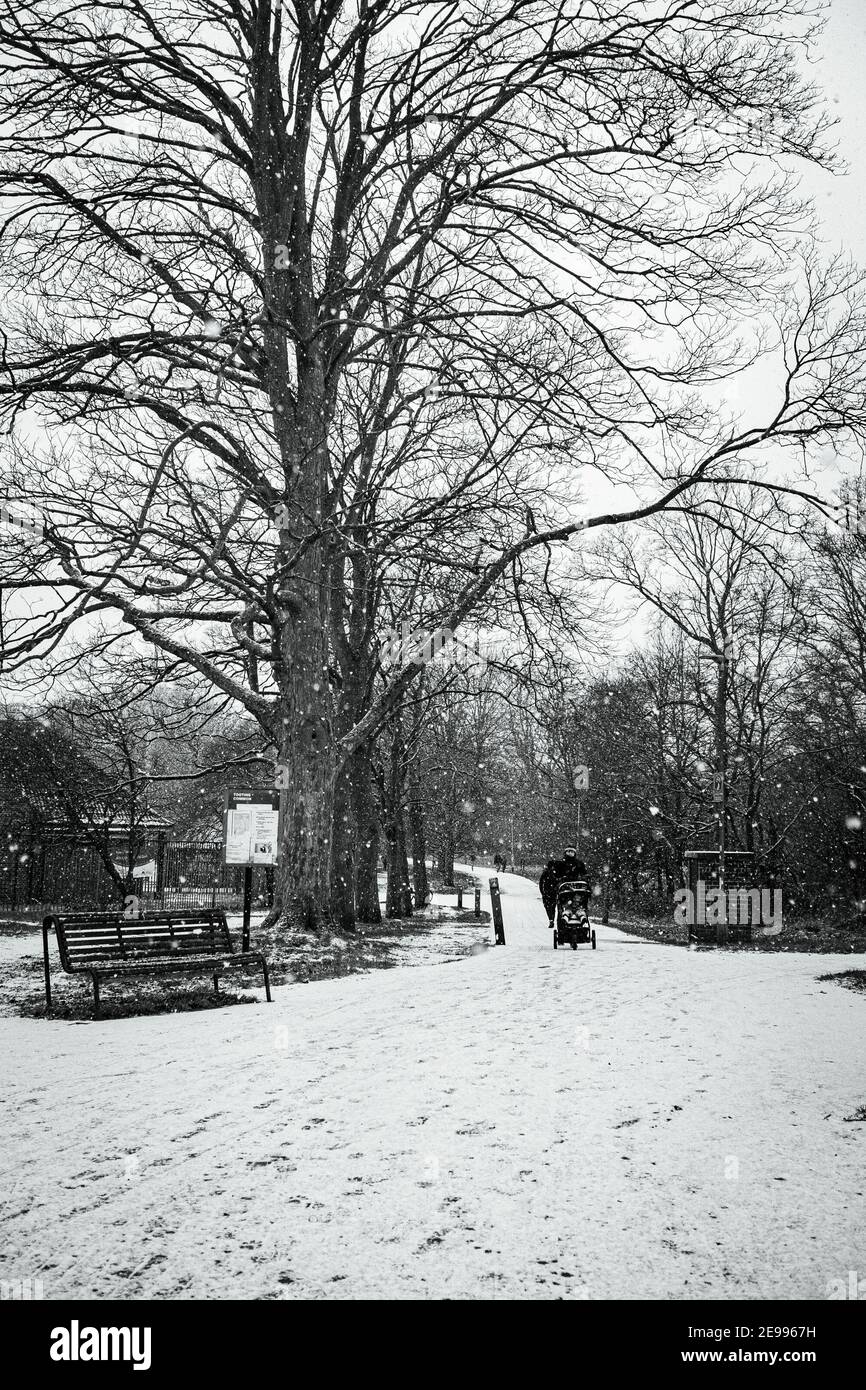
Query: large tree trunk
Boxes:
[
  {"xmin": 409, "ymin": 793, "xmax": 429, "ymax": 907},
  {"xmin": 438, "ymin": 824, "xmax": 455, "ymax": 888},
  {"xmin": 329, "ymin": 761, "xmax": 355, "ymax": 932},
  {"xmin": 438, "ymin": 770, "xmax": 457, "ymax": 887},
  {"xmin": 385, "ymin": 812, "xmax": 413, "ymax": 918},
  {"xmin": 258, "ymin": 115, "xmax": 338, "ymax": 937},
  {"xmin": 351, "ymin": 743, "xmax": 382, "ymax": 923},
  {"xmin": 384, "ymin": 718, "xmax": 413, "ymax": 917},
  {"xmin": 271, "ymin": 516, "xmax": 336, "ymax": 934},
  {"xmin": 275, "ymin": 698, "xmax": 335, "ymax": 933},
  {"xmin": 406, "ymin": 682, "xmax": 429, "ymax": 907}
]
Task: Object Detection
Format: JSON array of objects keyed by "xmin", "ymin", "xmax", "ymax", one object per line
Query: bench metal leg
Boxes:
[
  {"xmin": 261, "ymin": 957, "xmax": 271, "ymax": 1003},
  {"xmin": 92, "ymin": 973, "xmax": 100, "ymax": 1018}
]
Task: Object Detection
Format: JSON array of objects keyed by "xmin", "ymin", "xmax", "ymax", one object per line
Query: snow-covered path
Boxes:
[{"xmin": 1, "ymin": 871, "xmax": 864, "ymax": 1300}]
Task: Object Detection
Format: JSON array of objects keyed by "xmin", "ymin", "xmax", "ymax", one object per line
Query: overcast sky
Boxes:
[
  {"xmin": 805, "ymin": 0, "xmax": 866, "ymax": 262},
  {"xmin": 4, "ymin": 1, "xmax": 865, "ymax": 694}
]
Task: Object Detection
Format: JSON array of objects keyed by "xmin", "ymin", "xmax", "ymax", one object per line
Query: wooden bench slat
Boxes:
[
  {"xmin": 64, "ymin": 928, "xmax": 226, "ymax": 943},
  {"xmin": 64, "ymin": 946, "xmax": 238, "ymax": 959},
  {"xmin": 65, "ymin": 947, "xmax": 222, "ymax": 957}
]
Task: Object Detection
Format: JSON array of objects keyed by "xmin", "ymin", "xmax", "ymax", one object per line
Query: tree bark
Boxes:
[
  {"xmin": 439, "ymin": 824, "xmax": 456, "ymax": 888},
  {"xmin": 408, "ymin": 780, "xmax": 429, "ymax": 907},
  {"xmin": 385, "ymin": 811, "xmax": 413, "ymax": 918},
  {"xmin": 438, "ymin": 770, "xmax": 457, "ymax": 887},
  {"xmin": 329, "ymin": 760, "xmax": 355, "ymax": 932},
  {"xmin": 272, "ymin": 530, "xmax": 336, "ymax": 934},
  {"xmin": 384, "ymin": 718, "xmax": 413, "ymax": 917},
  {"xmin": 351, "ymin": 743, "xmax": 382, "ymax": 923}
]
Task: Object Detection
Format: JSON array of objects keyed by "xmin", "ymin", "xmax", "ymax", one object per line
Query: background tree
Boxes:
[{"xmin": 3, "ymin": 0, "xmax": 866, "ymax": 936}]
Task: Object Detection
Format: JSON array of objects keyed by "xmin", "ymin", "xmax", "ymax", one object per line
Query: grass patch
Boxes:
[
  {"xmin": 609, "ymin": 915, "xmax": 687, "ymax": 947},
  {"xmin": 0, "ymin": 917, "xmax": 53, "ymax": 937},
  {"xmin": 6, "ymin": 952, "xmax": 261, "ymax": 1022},
  {"xmin": 613, "ymin": 916, "xmax": 866, "ymax": 955},
  {"xmin": 252, "ymin": 905, "xmax": 491, "ymax": 984},
  {"xmin": 428, "ymin": 870, "xmax": 477, "ymax": 893},
  {"xmin": 817, "ymin": 969, "xmax": 866, "ymax": 994},
  {"xmin": 1, "ymin": 901, "xmax": 493, "ymax": 1018}
]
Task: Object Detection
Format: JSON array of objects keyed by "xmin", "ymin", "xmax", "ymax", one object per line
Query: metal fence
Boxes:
[{"xmin": 0, "ymin": 836, "xmax": 274, "ymax": 915}]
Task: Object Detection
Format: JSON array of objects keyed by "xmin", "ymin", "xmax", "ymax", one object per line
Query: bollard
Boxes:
[
  {"xmin": 474, "ymin": 887, "xmax": 481, "ymax": 918},
  {"xmin": 488, "ymin": 876, "xmax": 506, "ymax": 945}
]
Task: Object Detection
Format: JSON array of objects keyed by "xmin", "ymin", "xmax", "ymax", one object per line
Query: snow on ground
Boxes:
[{"xmin": 1, "ymin": 870, "xmax": 864, "ymax": 1300}]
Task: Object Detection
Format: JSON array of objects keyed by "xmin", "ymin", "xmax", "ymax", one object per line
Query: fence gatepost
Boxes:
[{"xmin": 155, "ymin": 831, "xmax": 166, "ymax": 904}]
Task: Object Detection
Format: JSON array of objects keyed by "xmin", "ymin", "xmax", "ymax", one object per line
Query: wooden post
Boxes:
[
  {"xmin": 155, "ymin": 831, "xmax": 166, "ymax": 905},
  {"xmin": 457, "ymin": 887, "xmax": 463, "ymax": 909},
  {"xmin": 489, "ymin": 876, "xmax": 506, "ymax": 945},
  {"xmin": 474, "ymin": 887, "xmax": 481, "ymax": 918},
  {"xmin": 242, "ymin": 865, "xmax": 253, "ymax": 953}
]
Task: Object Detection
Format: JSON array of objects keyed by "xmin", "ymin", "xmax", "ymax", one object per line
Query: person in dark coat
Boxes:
[
  {"xmin": 539, "ymin": 858, "xmax": 558, "ymax": 926},
  {"xmin": 542, "ymin": 847, "xmax": 588, "ymax": 926},
  {"xmin": 557, "ymin": 846, "xmax": 587, "ymax": 880}
]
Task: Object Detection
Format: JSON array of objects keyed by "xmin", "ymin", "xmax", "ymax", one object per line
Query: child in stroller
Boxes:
[{"xmin": 553, "ymin": 878, "xmax": 596, "ymax": 950}]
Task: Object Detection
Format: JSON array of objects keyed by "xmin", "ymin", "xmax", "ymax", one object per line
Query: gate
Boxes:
[{"xmin": 147, "ymin": 840, "xmax": 272, "ymax": 911}]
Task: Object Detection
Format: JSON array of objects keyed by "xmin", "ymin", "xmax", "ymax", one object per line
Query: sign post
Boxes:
[
  {"xmin": 572, "ymin": 764, "xmax": 589, "ymax": 845},
  {"xmin": 223, "ymin": 789, "xmax": 281, "ymax": 952},
  {"xmin": 241, "ymin": 866, "xmax": 253, "ymax": 953}
]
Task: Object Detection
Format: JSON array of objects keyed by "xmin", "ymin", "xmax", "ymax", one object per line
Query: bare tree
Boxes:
[
  {"xmin": 607, "ymin": 490, "xmax": 810, "ymax": 868},
  {"xmin": 2, "ymin": 0, "xmax": 866, "ymax": 935}
]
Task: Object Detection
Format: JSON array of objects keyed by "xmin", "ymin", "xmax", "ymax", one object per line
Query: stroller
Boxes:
[{"xmin": 553, "ymin": 879, "xmax": 597, "ymax": 951}]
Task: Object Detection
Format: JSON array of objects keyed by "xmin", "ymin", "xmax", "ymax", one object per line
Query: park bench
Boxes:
[{"xmin": 41, "ymin": 907, "xmax": 272, "ymax": 1016}]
